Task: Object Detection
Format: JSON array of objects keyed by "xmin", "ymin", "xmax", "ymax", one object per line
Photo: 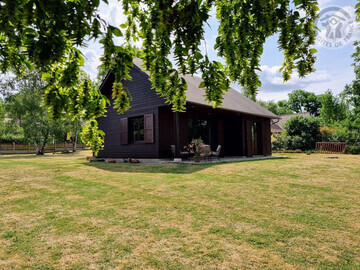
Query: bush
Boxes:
[
  {"xmin": 0, "ymin": 137, "xmax": 26, "ymax": 144},
  {"xmin": 0, "ymin": 121, "xmax": 25, "ymax": 143},
  {"xmin": 285, "ymin": 135, "xmax": 306, "ymax": 150},
  {"xmin": 283, "ymin": 116, "xmax": 321, "ymax": 151},
  {"xmin": 346, "ymin": 146, "xmax": 360, "ymax": 155},
  {"xmin": 332, "ymin": 127, "xmax": 360, "ymax": 147},
  {"xmin": 319, "ymin": 126, "xmax": 337, "ymax": 142},
  {"xmin": 271, "ymin": 132, "xmax": 287, "ymax": 151}
]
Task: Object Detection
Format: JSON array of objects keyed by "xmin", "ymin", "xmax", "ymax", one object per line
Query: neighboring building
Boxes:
[
  {"xmin": 271, "ymin": 112, "xmax": 311, "ymax": 133},
  {"xmin": 97, "ymin": 59, "xmax": 280, "ymax": 159},
  {"xmin": 270, "ymin": 122, "xmax": 284, "ymax": 133}
]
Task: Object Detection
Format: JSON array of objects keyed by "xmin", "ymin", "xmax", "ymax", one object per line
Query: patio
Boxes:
[
  {"xmin": 100, "ymin": 155, "xmax": 286, "ymax": 164},
  {"xmin": 175, "ymin": 155, "xmax": 286, "ymax": 164}
]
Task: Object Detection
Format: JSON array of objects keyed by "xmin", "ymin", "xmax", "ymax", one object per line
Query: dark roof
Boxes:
[
  {"xmin": 103, "ymin": 59, "xmax": 280, "ymax": 119},
  {"xmin": 181, "ymin": 74, "xmax": 280, "ymax": 119}
]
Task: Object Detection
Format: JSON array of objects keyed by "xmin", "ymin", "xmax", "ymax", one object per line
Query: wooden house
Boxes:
[{"xmin": 97, "ymin": 59, "xmax": 280, "ymax": 159}]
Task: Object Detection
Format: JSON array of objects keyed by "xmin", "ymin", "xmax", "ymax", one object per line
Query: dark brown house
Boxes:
[{"xmin": 97, "ymin": 59, "xmax": 280, "ymax": 159}]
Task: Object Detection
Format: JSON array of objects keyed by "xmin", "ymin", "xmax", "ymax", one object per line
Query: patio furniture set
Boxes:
[{"xmin": 170, "ymin": 144, "xmax": 222, "ymax": 162}]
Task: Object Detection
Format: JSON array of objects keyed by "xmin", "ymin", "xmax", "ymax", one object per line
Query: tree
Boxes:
[
  {"xmin": 67, "ymin": 116, "xmax": 84, "ymax": 152},
  {"xmin": 287, "ymin": 89, "xmax": 321, "ymax": 116},
  {"xmin": 318, "ymin": 90, "xmax": 347, "ymax": 125},
  {"xmin": 257, "ymin": 100, "xmax": 292, "ymax": 115},
  {"xmin": 283, "ymin": 116, "xmax": 321, "ymax": 151},
  {"xmin": 344, "ymin": 41, "xmax": 360, "ymax": 118},
  {"xmin": 0, "ymin": 0, "xmax": 320, "ymax": 153},
  {"xmin": 5, "ymin": 71, "xmax": 68, "ymax": 155}
]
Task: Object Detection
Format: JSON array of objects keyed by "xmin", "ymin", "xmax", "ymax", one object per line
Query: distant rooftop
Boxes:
[{"xmin": 277, "ymin": 112, "xmax": 311, "ymax": 126}]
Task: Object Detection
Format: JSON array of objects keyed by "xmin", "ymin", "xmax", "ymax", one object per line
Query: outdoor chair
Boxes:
[
  {"xmin": 170, "ymin": 145, "xmax": 189, "ymax": 160},
  {"xmin": 209, "ymin": 145, "xmax": 221, "ymax": 161},
  {"xmin": 203, "ymin": 145, "xmax": 211, "ymax": 161}
]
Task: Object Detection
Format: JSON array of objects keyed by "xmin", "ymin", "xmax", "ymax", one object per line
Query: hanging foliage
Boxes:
[{"xmin": 0, "ymin": 0, "xmax": 322, "ymax": 151}]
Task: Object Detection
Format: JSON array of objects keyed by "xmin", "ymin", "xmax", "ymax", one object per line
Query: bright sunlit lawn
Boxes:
[{"xmin": 0, "ymin": 151, "xmax": 359, "ymax": 269}]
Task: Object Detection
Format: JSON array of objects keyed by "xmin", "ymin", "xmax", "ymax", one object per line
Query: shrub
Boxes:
[
  {"xmin": 332, "ymin": 127, "xmax": 360, "ymax": 147},
  {"xmin": 285, "ymin": 135, "xmax": 306, "ymax": 150},
  {"xmin": 346, "ymin": 146, "xmax": 360, "ymax": 155},
  {"xmin": 271, "ymin": 132, "xmax": 287, "ymax": 151},
  {"xmin": 283, "ymin": 116, "xmax": 321, "ymax": 151},
  {"xmin": 319, "ymin": 126, "xmax": 337, "ymax": 142}
]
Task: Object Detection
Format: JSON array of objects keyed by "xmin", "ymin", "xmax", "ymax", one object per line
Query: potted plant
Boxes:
[{"xmin": 189, "ymin": 138, "xmax": 205, "ymax": 163}]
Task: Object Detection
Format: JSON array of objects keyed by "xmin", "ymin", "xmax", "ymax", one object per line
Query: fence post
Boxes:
[
  {"xmin": 54, "ymin": 142, "xmax": 56, "ymax": 151},
  {"xmin": 12, "ymin": 142, "xmax": 15, "ymax": 151}
]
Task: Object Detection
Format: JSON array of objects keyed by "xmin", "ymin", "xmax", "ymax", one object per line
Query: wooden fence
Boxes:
[
  {"xmin": 0, "ymin": 142, "xmax": 88, "ymax": 154},
  {"xmin": 315, "ymin": 142, "xmax": 346, "ymax": 154}
]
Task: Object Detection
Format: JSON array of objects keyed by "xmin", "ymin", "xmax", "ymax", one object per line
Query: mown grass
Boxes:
[{"xmin": 0, "ymin": 151, "xmax": 359, "ymax": 269}]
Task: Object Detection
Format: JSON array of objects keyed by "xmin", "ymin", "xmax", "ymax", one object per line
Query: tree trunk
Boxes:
[
  {"xmin": 72, "ymin": 130, "xmax": 78, "ymax": 152},
  {"xmin": 72, "ymin": 140, "xmax": 77, "ymax": 152},
  {"xmin": 72, "ymin": 121, "xmax": 79, "ymax": 152},
  {"xmin": 35, "ymin": 142, "xmax": 44, "ymax": 155},
  {"xmin": 36, "ymin": 131, "xmax": 49, "ymax": 155},
  {"xmin": 41, "ymin": 142, "xmax": 46, "ymax": 155}
]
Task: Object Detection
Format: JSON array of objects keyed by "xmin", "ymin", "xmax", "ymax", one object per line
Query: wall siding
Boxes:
[{"xmin": 97, "ymin": 66, "xmax": 166, "ymax": 158}]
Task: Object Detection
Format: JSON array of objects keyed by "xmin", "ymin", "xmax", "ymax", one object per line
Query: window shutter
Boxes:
[
  {"xmin": 144, "ymin": 114, "xmax": 154, "ymax": 143},
  {"xmin": 120, "ymin": 118, "xmax": 128, "ymax": 145}
]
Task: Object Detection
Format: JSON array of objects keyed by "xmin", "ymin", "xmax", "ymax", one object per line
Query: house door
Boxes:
[
  {"xmin": 223, "ymin": 117, "xmax": 243, "ymax": 156},
  {"xmin": 252, "ymin": 122, "xmax": 263, "ymax": 155}
]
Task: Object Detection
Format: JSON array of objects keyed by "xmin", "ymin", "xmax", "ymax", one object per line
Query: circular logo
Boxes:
[{"xmin": 315, "ymin": 6, "xmax": 357, "ymax": 49}]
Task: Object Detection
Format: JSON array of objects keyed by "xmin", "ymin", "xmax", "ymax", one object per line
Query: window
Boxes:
[
  {"xmin": 130, "ymin": 116, "xmax": 144, "ymax": 142},
  {"xmin": 188, "ymin": 119, "xmax": 209, "ymax": 143}
]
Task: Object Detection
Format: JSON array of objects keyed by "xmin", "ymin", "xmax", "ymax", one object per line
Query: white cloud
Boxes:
[
  {"xmin": 255, "ymin": 64, "xmax": 355, "ymax": 101},
  {"xmin": 98, "ymin": 0, "xmax": 126, "ymax": 27},
  {"xmin": 82, "ymin": 48, "xmax": 102, "ymax": 79},
  {"xmin": 260, "ymin": 65, "xmax": 331, "ymax": 86}
]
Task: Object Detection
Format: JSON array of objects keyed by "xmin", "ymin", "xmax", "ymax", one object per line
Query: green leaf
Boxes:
[
  {"xmin": 194, "ymin": 52, "xmax": 203, "ymax": 60},
  {"xmin": 109, "ymin": 26, "xmax": 123, "ymax": 37}
]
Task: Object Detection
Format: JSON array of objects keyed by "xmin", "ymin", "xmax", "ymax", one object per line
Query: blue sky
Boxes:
[{"xmin": 82, "ymin": 0, "xmax": 359, "ymax": 102}]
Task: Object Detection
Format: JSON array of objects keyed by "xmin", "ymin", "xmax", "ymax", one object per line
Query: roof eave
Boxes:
[{"xmin": 185, "ymin": 101, "xmax": 281, "ymax": 119}]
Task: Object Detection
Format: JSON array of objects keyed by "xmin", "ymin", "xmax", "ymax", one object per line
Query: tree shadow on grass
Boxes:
[
  {"xmin": 83, "ymin": 161, "xmax": 214, "ymax": 174},
  {"xmin": 83, "ymin": 158, "xmax": 283, "ymax": 174}
]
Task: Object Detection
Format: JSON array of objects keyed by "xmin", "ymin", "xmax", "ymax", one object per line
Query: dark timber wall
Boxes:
[{"xmin": 97, "ymin": 66, "xmax": 165, "ymax": 158}]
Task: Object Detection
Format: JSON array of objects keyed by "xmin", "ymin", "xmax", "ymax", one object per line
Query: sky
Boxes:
[{"xmin": 81, "ymin": 0, "xmax": 360, "ymax": 102}]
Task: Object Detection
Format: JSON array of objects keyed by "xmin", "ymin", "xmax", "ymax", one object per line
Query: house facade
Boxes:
[{"xmin": 97, "ymin": 59, "xmax": 280, "ymax": 159}]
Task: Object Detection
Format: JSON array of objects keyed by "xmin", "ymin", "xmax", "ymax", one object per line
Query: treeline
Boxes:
[
  {"xmin": 258, "ymin": 84, "xmax": 359, "ymax": 154},
  {"xmin": 0, "ymin": 71, "xmax": 85, "ymax": 155}
]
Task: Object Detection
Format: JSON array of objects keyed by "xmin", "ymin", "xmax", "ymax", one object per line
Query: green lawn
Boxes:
[{"xmin": 0, "ymin": 152, "xmax": 359, "ymax": 269}]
